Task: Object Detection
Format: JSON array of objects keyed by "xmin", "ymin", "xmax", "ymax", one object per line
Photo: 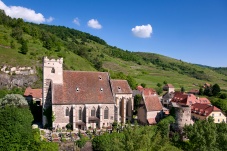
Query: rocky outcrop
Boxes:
[
  {"xmin": 0, "ymin": 73, "xmax": 38, "ymax": 89},
  {"xmin": 1, "ymin": 65, "xmax": 36, "ymax": 75}
]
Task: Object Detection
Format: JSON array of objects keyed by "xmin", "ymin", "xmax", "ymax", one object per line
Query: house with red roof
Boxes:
[
  {"xmin": 24, "ymin": 87, "xmax": 42, "ymax": 105},
  {"xmin": 191, "ymin": 103, "xmax": 226, "ymax": 123},
  {"xmin": 163, "ymin": 84, "xmax": 175, "ymax": 92},
  {"xmin": 171, "ymin": 92, "xmax": 211, "ymax": 106},
  {"xmin": 170, "ymin": 92, "xmax": 225, "ymax": 130},
  {"xmin": 42, "ymin": 57, "xmax": 133, "ymax": 131},
  {"xmin": 136, "ymin": 86, "xmax": 164, "ymax": 125}
]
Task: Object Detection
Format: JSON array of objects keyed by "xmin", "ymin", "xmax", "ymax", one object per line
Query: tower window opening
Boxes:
[{"xmin": 51, "ymin": 67, "xmax": 55, "ymax": 73}]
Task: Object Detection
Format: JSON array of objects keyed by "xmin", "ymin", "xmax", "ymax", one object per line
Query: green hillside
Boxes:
[{"xmin": 0, "ymin": 10, "xmax": 227, "ymax": 91}]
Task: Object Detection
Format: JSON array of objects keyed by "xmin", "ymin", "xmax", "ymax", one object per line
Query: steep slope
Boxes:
[{"xmin": 0, "ymin": 10, "xmax": 227, "ymax": 91}]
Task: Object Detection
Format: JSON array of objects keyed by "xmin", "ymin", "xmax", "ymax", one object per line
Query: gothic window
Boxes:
[
  {"xmin": 91, "ymin": 107, "xmax": 96, "ymax": 116},
  {"xmin": 79, "ymin": 107, "xmax": 82, "ymax": 120},
  {"xmin": 104, "ymin": 107, "xmax": 109, "ymax": 119},
  {"xmin": 65, "ymin": 107, "xmax": 69, "ymax": 116},
  {"xmin": 51, "ymin": 67, "xmax": 55, "ymax": 73}
]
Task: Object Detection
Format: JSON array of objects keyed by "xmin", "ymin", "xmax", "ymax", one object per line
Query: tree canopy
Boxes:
[
  {"xmin": 0, "ymin": 94, "xmax": 28, "ymax": 106},
  {"xmin": 92, "ymin": 122, "xmax": 181, "ymax": 151},
  {"xmin": 183, "ymin": 117, "xmax": 227, "ymax": 151},
  {"xmin": 212, "ymin": 83, "xmax": 221, "ymax": 96},
  {"xmin": 0, "ymin": 106, "xmax": 33, "ymax": 150}
]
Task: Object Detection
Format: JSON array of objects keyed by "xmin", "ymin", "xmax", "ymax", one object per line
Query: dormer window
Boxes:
[
  {"xmin": 76, "ymin": 87, "xmax": 79, "ymax": 92},
  {"xmin": 99, "ymin": 76, "xmax": 102, "ymax": 80},
  {"xmin": 100, "ymin": 88, "xmax": 103, "ymax": 92},
  {"xmin": 118, "ymin": 87, "xmax": 121, "ymax": 90},
  {"xmin": 51, "ymin": 67, "xmax": 55, "ymax": 73}
]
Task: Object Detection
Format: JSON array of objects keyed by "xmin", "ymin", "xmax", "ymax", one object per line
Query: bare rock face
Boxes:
[{"xmin": 0, "ymin": 73, "xmax": 38, "ymax": 89}]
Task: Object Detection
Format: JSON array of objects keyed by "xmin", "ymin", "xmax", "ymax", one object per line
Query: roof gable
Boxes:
[
  {"xmin": 110, "ymin": 80, "xmax": 132, "ymax": 94},
  {"xmin": 144, "ymin": 95, "xmax": 163, "ymax": 111}
]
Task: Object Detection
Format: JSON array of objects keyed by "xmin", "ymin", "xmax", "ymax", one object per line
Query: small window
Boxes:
[
  {"xmin": 220, "ymin": 113, "xmax": 221, "ymax": 116},
  {"xmin": 51, "ymin": 67, "xmax": 55, "ymax": 73},
  {"xmin": 100, "ymin": 88, "xmax": 103, "ymax": 92},
  {"xmin": 104, "ymin": 107, "xmax": 109, "ymax": 119},
  {"xmin": 76, "ymin": 87, "xmax": 79, "ymax": 92},
  {"xmin": 79, "ymin": 107, "xmax": 82, "ymax": 120},
  {"xmin": 218, "ymin": 119, "xmax": 220, "ymax": 122},
  {"xmin": 212, "ymin": 114, "xmax": 214, "ymax": 117},
  {"xmin": 65, "ymin": 107, "xmax": 69, "ymax": 116},
  {"xmin": 99, "ymin": 76, "xmax": 102, "ymax": 80},
  {"xmin": 91, "ymin": 107, "xmax": 95, "ymax": 116},
  {"xmin": 118, "ymin": 87, "xmax": 121, "ymax": 90}
]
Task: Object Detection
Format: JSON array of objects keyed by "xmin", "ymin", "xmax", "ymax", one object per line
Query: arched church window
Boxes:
[
  {"xmin": 79, "ymin": 107, "xmax": 82, "ymax": 120},
  {"xmin": 104, "ymin": 107, "xmax": 109, "ymax": 119},
  {"xmin": 65, "ymin": 107, "xmax": 69, "ymax": 116},
  {"xmin": 51, "ymin": 67, "xmax": 55, "ymax": 73},
  {"xmin": 91, "ymin": 107, "xmax": 96, "ymax": 116}
]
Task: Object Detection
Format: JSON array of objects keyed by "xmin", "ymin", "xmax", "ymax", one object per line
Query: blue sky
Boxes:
[{"xmin": 1, "ymin": 0, "xmax": 227, "ymax": 67}]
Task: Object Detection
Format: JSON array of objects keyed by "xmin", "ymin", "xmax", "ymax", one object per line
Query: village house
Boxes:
[
  {"xmin": 163, "ymin": 84, "xmax": 175, "ymax": 92},
  {"xmin": 171, "ymin": 92, "xmax": 211, "ymax": 106},
  {"xmin": 24, "ymin": 87, "xmax": 42, "ymax": 105},
  {"xmin": 170, "ymin": 92, "xmax": 226, "ymax": 130},
  {"xmin": 191, "ymin": 103, "xmax": 226, "ymax": 123},
  {"xmin": 162, "ymin": 84, "xmax": 175, "ymax": 108},
  {"xmin": 136, "ymin": 86, "xmax": 164, "ymax": 125},
  {"xmin": 42, "ymin": 57, "xmax": 133, "ymax": 131}
]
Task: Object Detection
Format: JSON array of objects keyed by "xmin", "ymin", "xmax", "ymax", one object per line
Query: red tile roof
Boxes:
[
  {"xmin": 171, "ymin": 92, "xmax": 189, "ymax": 105},
  {"xmin": 142, "ymin": 88, "xmax": 157, "ymax": 96},
  {"xmin": 110, "ymin": 80, "xmax": 132, "ymax": 94},
  {"xmin": 24, "ymin": 87, "xmax": 42, "ymax": 98},
  {"xmin": 52, "ymin": 71, "xmax": 115, "ymax": 104},
  {"xmin": 144, "ymin": 95, "xmax": 163, "ymax": 111},
  {"xmin": 136, "ymin": 86, "xmax": 157, "ymax": 96},
  {"xmin": 198, "ymin": 98, "xmax": 211, "ymax": 104},
  {"xmin": 171, "ymin": 92, "xmax": 211, "ymax": 106},
  {"xmin": 191, "ymin": 103, "xmax": 221, "ymax": 117},
  {"xmin": 136, "ymin": 86, "xmax": 144, "ymax": 91}
]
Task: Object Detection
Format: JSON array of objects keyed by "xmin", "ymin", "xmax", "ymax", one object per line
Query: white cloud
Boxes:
[
  {"xmin": 46, "ymin": 16, "xmax": 54, "ymax": 23},
  {"xmin": 131, "ymin": 24, "xmax": 153, "ymax": 38},
  {"xmin": 73, "ymin": 17, "xmax": 80, "ymax": 26},
  {"xmin": 0, "ymin": 0, "xmax": 53, "ymax": 23},
  {"xmin": 87, "ymin": 19, "xmax": 102, "ymax": 29}
]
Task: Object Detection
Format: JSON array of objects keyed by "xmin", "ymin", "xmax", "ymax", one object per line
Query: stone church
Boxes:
[{"xmin": 42, "ymin": 57, "xmax": 133, "ymax": 131}]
